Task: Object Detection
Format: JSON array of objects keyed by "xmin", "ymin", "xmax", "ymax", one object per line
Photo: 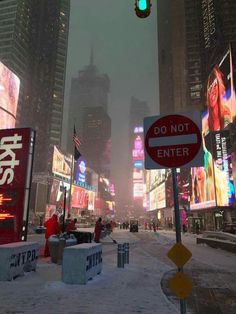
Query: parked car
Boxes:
[{"xmin": 222, "ymin": 223, "xmax": 236, "ymax": 234}]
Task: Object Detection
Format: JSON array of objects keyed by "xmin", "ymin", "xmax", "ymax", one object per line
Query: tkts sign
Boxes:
[{"xmin": 0, "ymin": 128, "xmax": 35, "ymax": 244}]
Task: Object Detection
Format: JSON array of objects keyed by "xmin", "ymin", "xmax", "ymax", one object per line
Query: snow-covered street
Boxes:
[{"xmin": 0, "ymin": 229, "xmax": 235, "ymax": 314}]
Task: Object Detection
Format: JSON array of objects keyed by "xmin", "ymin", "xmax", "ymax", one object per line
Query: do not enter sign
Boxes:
[{"xmin": 144, "ymin": 112, "xmax": 204, "ymax": 169}]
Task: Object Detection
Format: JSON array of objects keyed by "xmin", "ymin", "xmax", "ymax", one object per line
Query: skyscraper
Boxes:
[
  {"xmin": 67, "ymin": 50, "xmax": 111, "ymax": 177},
  {"xmin": 0, "ymin": 0, "xmax": 70, "ymax": 174},
  {"xmin": 67, "ymin": 50, "xmax": 110, "ymax": 153},
  {"xmin": 157, "ymin": 0, "xmax": 188, "ymax": 114},
  {"xmin": 158, "ymin": 0, "xmax": 236, "ymax": 112}
]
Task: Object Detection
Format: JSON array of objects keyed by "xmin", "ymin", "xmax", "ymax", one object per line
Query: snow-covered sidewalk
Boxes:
[{"xmin": 0, "ymin": 230, "xmax": 183, "ymax": 314}]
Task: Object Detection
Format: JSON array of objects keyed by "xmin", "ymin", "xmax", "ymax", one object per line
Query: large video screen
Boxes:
[
  {"xmin": 0, "ymin": 62, "xmax": 20, "ymax": 129},
  {"xmin": 191, "ymin": 47, "xmax": 236, "ymax": 209}
]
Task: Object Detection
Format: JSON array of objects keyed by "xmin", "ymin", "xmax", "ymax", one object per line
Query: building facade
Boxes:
[
  {"xmin": 0, "ymin": 0, "xmax": 70, "ymax": 175},
  {"xmin": 67, "ymin": 51, "xmax": 110, "ymax": 154},
  {"xmin": 154, "ymin": 0, "xmax": 236, "ymax": 231}
]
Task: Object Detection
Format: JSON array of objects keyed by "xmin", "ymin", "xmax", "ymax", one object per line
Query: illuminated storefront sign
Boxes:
[
  {"xmin": 0, "ymin": 128, "xmax": 35, "ymax": 244},
  {"xmin": 0, "ymin": 62, "xmax": 20, "ymax": 129}
]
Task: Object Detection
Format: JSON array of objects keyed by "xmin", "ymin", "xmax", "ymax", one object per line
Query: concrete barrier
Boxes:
[
  {"xmin": 0, "ymin": 242, "xmax": 39, "ymax": 281},
  {"xmin": 62, "ymin": 243, "xmax": 102, "ymax": 284},
  {"xmin": 202, "ymin": 231, "xmax": 236, "ymax": 243},
  {"xmin": 196, "ymin": 237, "xmax": 236, "ymax": 253}
]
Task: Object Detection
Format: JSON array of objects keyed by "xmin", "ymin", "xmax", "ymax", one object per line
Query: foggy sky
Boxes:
[{"xmin": 62, "ymin": 0, "xmax": 159, "ymax": 208}]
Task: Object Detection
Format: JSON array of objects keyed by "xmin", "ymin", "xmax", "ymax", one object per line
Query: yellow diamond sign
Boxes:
[
  {"xmin": 167, "ymin": 243, "xmax": 192, "ymax": 268},
  {"xmin": 169, "ymin": 272, "xmax": 193, "ymax": 299}
]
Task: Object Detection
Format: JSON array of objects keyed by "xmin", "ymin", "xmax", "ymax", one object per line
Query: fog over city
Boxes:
[{"xmin": 62, "ymin": 0, "xmax": 158, "ymax": 208}]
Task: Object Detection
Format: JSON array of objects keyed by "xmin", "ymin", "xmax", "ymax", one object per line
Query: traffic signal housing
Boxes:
[{"xmin": 135, "ymin": 0, "xmax": 151, "ymax": 18}]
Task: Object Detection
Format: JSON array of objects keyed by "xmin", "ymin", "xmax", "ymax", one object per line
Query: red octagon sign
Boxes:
[{"xmin": 145, "ymin": 114, "xmax": 202, "ymax": 168}]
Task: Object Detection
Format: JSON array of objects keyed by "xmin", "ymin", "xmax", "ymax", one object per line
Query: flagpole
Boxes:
[{"xmin": 68, "ymin": 154, "xmax": 75, "ymax": 217}]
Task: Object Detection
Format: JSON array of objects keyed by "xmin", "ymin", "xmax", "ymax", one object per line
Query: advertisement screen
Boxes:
[
  {"xmin": 132, "ymin": 135, "xmax": 144, "ymax": 160},
  {"xmin": 148, "ymin": 182, "xmax": 166, "ymax": 211},
  {"xmin": 75, "ymin": 159, "xmax": 86, "ymax": 183},
  {"xmin": 0, "ymin": 128, "xmax": 35, "ymax": 244},
  {"xmin": 52, "ymin": 146, "xmax": 72, "ymax": 180},
  {"xmin": 191, "ymin": 48, "xmax": 236, "ymax": 209},
  {"xmin": 0, "ymin": 62, "xmax": 20, "ymax": 129},
  {"xmin": 71, "ymin": 185, "xmax": 88, "ymax": 209}
]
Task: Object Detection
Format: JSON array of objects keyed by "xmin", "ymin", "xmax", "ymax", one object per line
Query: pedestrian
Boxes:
[
  {"xmin": 66, "ymin": 218, "xmax": 77, "ymax": 233},
  {"xmin": 94, "ymin": 217, "xmax": 103, "ymax": 243},
  {"xmin": 44, "ymin": 214, "xmax": 60, "ymax": 257},
  {"xmin": 195, "ymin": 221, "xmax": 200, "ymax": 235},
  {"xmin": 183, "ymin": 224, "xmax": 187, "ymax": 233},
  {"xmin": 144, "ymin": 222, "xmax": 147, "ymax": 230},
  {"xmin": 153, "ymin": 222, "xmax": 157, "ymax": 232}
]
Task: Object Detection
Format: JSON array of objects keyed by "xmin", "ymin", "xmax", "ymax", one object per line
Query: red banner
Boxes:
[{"xmin": 0, "ymin": 128, "xmax": 35, "ymax": 244}]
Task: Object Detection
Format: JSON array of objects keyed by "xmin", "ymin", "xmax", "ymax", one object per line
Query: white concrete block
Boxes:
[
  {"xmin": 0, "ymin": 242, "xmax": 39, "ymax": 281},
  {"xmin": 62, "ymin": 243, "xmax": 102, "ymax": 284}
]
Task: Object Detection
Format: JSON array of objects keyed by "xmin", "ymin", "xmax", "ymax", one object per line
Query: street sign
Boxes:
[
  {"xmin": 144, "ymin": 112, "xmax": 204, "ymax": 169},
  {"xmin": 167, "ymin": 243, "xmax": 192, "ymax": 268},
  {"xmin": 169, "ymin": 272, "xmax": 193, "ymax": 299}
]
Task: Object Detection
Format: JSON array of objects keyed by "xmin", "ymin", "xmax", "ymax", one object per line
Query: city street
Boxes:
[{"xmin": 0, "ymin": 228, "xmax": 235, "ymax": 314}]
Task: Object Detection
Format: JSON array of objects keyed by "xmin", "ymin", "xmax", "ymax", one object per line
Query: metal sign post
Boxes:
[
  {"xmin": 62, "ymin": 186, "xmax": 67, "ymax": 232},
  {"xmin": 172, "ymin": 167, "xmax": 186, "ymax": 314}
]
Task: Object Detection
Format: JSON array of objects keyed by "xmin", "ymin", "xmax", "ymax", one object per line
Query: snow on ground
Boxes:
[
  {"xmin": 156, "ymin": 229, "xmax": 236, "ymax": 272},
  {"xmin": 0, "ymin": 229, "xmax": 191, "ymax": 314}
]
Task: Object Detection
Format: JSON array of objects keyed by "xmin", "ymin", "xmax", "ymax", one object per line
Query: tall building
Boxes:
[
  {"xmin": 82, "ymin": 106, "xmax": 111, "ymax": 177},
  {"xmin": 185, "ymin": 0, "xmax": 236, "ymax": 107},
  {"xmin": 158, "ymin": 0, "xmax": 236, "ymax": 112},
  {"xmin": 0, "ymin": 0, "xmax": 70, "ymax": 175},
  {"xmin": 67, "ymin": 51, "xmax": 111, "ymax": 177},
  {"xmin": 157, "ymin": 0, "xmax": 188, "ymax": 114},
  {"xmin": 67, "ymin": 50, "xmax": 110, "ymax": 153}
]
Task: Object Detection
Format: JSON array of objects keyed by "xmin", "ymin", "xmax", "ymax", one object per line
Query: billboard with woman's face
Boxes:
[
  {"xmin": 191, "ymin": 47, "xmax": 236, "ymax": 209},
  {"xmin": 0, "ymin": 62, "xmax": 20, "ymax": 129}
]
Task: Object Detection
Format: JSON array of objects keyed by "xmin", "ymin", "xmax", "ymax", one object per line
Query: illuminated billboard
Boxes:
[
  {"xmin": 0, "ymin": 62, "xmax": 20, "ymax": 129},
  {"xmin": 52, "ymin": 146, "xmax": 72, "ymax": 180},
  {"xmin": 75, "ymin": 159, "xmax": 86, "ymax": 183},
  {"xmin": 132, "ymin": 128, "xmax": 145, "ymax": 200},
  {"xmin": 191, "ymin": 47, "xmax": 236, "ymax": 209},
  {"xmin": 0, "ymin": 128, "xmax": 35, "ymax": 244},
  {"xmin": 148, "ymin": 182, "xmax": 166, "ymax": 211},
  {"xmin": 132, "ymin": 135, "xmax": 144, "ymax": 160},
  {"xmin": 71, "ymin": 185, "xmax": 88, "ymax": 209}
]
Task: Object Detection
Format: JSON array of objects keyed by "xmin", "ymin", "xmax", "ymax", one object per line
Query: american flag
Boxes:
[
  {"xmin": 73, "ymin": 126, "xmax": 81, "ymax": 150},
  {"xmin": 73, "ymin": 126, "xmax": 82, "ymax": 161}
]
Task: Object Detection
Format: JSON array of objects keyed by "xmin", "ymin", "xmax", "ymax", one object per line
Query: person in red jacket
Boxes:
[
  {"xmin": 66, "ymin": 218, "xmax": 77, "ymax": 233},
  {"xmin": 44, "ymin": 214, "xmax": 60, "ymax": 257},
  {"xmin": 94, "ymin": 217, "xmax": 103, "ymax": 243}
]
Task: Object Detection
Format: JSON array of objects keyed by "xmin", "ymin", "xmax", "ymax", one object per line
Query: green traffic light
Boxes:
[
  {"xmin": 135, "ymin": 0, "xmax": 151, "ymax": 18},
  {"xmin": 138, "ymin": 0, "xmax": 147, "ymax": 10}
]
